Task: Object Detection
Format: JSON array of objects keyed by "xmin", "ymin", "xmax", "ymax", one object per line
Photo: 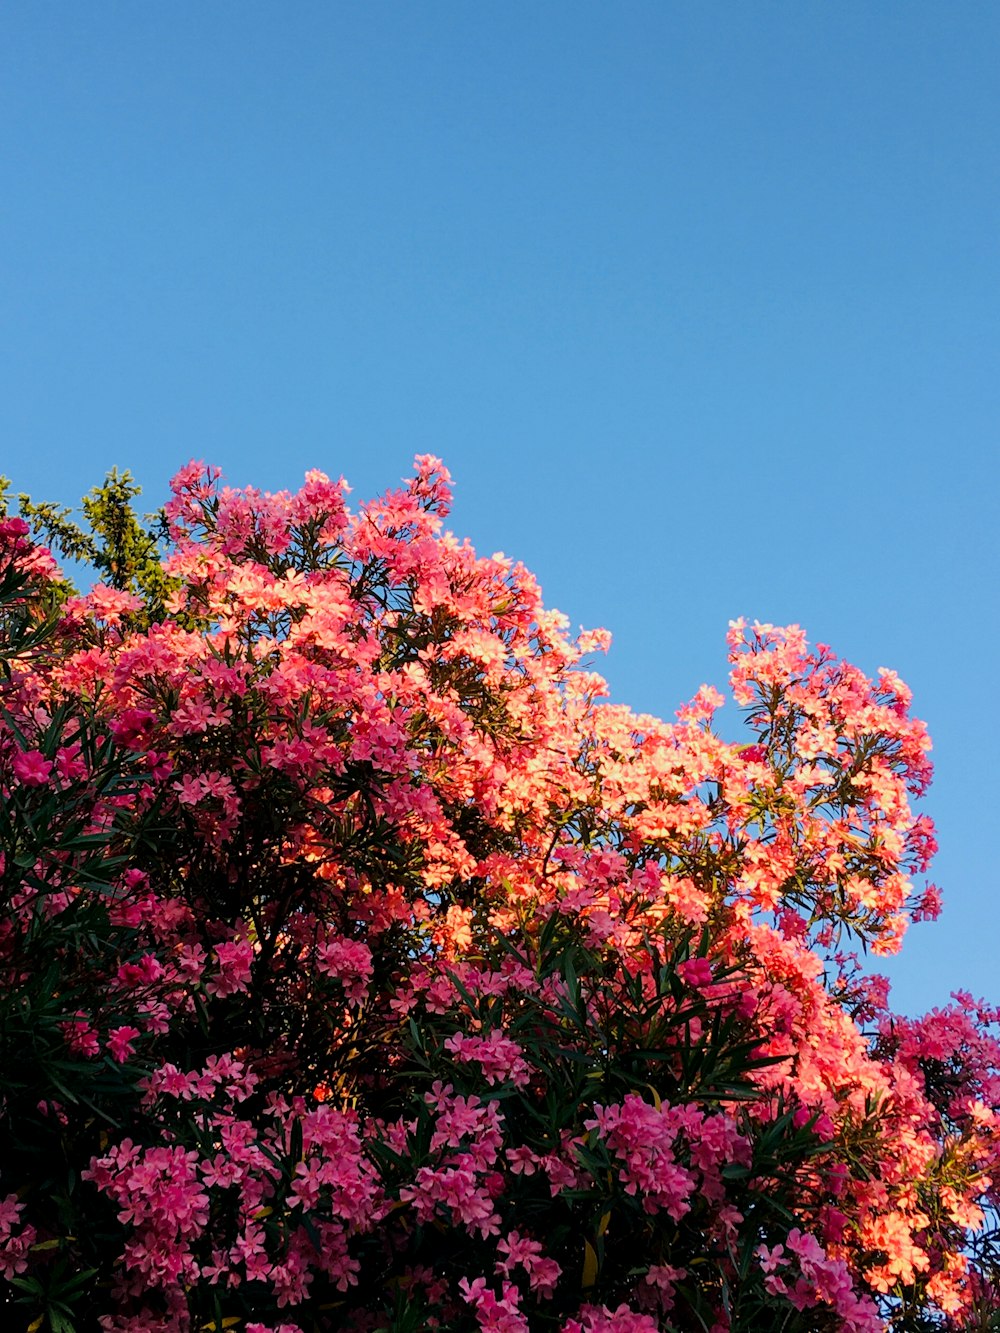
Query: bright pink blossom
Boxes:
[{"xmin": 12, "ymin": 749, "xmax": 53, "ymax": 786}]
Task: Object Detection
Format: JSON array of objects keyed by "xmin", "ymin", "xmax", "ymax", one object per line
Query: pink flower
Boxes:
[
  {"xmin": 756, "ymin": 1243, "xmax": 786, "ymax": 1274},
  {"xmin": 739, "ymin": 743, "xmax": 767, "ymax": 763},
  {"xmin": 108, "ymin": 708, "xmax": 156, "ymax": 748},
  {"xmin": 678, "ymin": 957, "xmax": 714, "ymax": 990},
  {"xmin": 12, "ymin": 749, "xmax": 53, "ymax": 786},
  {"xmin": 61, "ymin": 1014, "xmax": 101, "ymax": 1058},
  {"xmin": 497, "ymin": 1230, "xmax": 561, "ymax": 1297},
  {"xmin": 445, "ymin": 1029, "xmax": 531, "ymax": 1087},
  {"xmin": 107, "ymin": 1026, "xmax": 142, "ymax": 1063},
  {"xmin": 143, "ymin": 749, "xmax": 174, "ymax": 781},
  {"xmin": 116, "ymin": 954, "xmax": 164, "ymax": 988},
  {"xmin": 0, "ymin": 1192, "xmax": 37, "ymax": 1279},
  {"xmin": 173, "ymin": 773, "xmax": 204, "ymax": 805},
  {"xmin": 205, "ymin": 939, "xmax": 255, "ymax": 998},
  {"xmin": 86, "ymin": 584, "xmax": 144, "ymax": 624},
  {"xmin": 316, "ymin": 937, "xmax": 373, "ymax": 1003}
]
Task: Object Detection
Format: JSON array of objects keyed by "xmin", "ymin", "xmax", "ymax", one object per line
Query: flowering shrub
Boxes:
[{"xmin": 0, "ymin": 460, "xmax": 998, "ymax": 1332}]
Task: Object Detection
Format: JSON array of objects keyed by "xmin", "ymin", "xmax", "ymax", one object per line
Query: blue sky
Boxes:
[{"xmin": 1, "ymin": 4, "xmax": 997, "ymax": 1015}]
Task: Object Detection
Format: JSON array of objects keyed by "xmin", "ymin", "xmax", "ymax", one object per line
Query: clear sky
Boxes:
[{"xmin": 1, "ymin": 4, "xmax": 997, "ymax": 1016}]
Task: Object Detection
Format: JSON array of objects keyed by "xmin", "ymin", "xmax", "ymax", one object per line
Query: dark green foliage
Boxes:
[{"xmin": 1, "ymin": 468, "xmax": 175, "ymax": 621}]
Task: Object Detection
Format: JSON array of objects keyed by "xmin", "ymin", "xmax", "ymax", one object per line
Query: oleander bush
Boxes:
[{"xmin": 1, "ymin": 458, "xmax": 998, "ymax": 1333}]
